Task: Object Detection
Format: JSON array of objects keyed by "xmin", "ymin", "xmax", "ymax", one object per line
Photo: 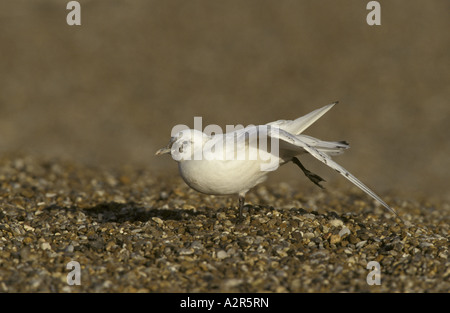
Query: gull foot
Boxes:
[{"xmin": 292, "ymin": 157, "xmax": 326, "ymax": 189}]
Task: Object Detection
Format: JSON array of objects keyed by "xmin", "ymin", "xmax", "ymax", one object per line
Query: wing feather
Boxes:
[
  {"xmin": 268, "ymin": 127, "xmax": 400, "ymax": 218},
  {"xmin": 266, "ymin": 102, "xmax": 337, "ymax": 135}
]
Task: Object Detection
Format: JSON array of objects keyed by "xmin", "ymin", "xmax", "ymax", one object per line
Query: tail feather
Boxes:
[{"xmin": 298, "ymin": 135, "xmax": 349, "ymax": 156}]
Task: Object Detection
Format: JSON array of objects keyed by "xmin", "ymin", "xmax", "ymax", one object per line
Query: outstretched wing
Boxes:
[
  {"xmin": 268, "ymin": 127, "xmax": 400, "ymax": 218},
  {"xmin": 266, "ymin": 102, "xmax": 337, "ymax": 135}
]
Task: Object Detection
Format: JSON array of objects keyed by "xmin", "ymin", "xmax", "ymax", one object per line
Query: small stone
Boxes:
[
  {"xmin": 419, "ymin": 242, "xmax": 433, "ymax": 249},
  {"xmin": 289, "ymin": 278, "xmax": 301, "ymax": 291},
  {"xmin": 19, "ymin": 247, "xmax": 32, "ymax": 261},
  {"xmin": 159, "ymin": 191, "xmax": 169, "ymax": 200},
  {"xmin": 330, "ymin": 234, "xmax": 341, "ymax": 244},
  {"xmin": 191, "ymin": 241, "xmax": 204, "ymax": 250},
  {"xmin": 216, "ymin": 212, "xmax": 226, "ymax": 220},
  {"xmin": 89, "ymin": 240, "xmax": 104, "ymax": 251},
  {"xmin": 356, "ymin": 240, "xmax": 367, "ymax": 249},
  {"xmin": 152, "ymin": 217, "xmax": 164, "ymax": 225},
  {"xmin": 329, "ymin": 219, "xmax": 344, "ymax": 227},
  {"xmin": 41, "ymin": 242, "xmax": 51, "ymax": 251},
  {"xmin": 24, "ymin": 225, "xmax": 35, "ymax": 232},
  {"xmin": 65, "ymin": 244, "xmax": 74, "ymax": 253},
  {"xmin": 217, "ymin": 250, "xmax": 228, "ymax": 259},
  {"xmin": 348, "ymin": 234, "xmax": 358, "ymax": 244},
  {"xmin": 106, "ymin": 241, "xmax": 116, "ymax": 251},
  {"xmin": 23, "ymin": 237, "xmax": 33, "ymax": 244},
  {"xmin": 223, "ymin": 279, "xmax": 243, "ymax": 289},
  {"xmin": 339, "ymin": 227, "xmax": 351, "ymax": 238},
  {"xmin": 179, "ymin": 248, "xmax": 195, "ymax": 256},
  {"xmin": 21, "ymin": 190, "xmax": 34, "ymax": 198}
]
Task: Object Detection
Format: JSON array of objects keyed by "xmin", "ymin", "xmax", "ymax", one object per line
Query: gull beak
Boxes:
[
  {"xmin": 155, "ymin": 137, "xmax": 176, "ymax": 156},
  {"xmin": 155, "ymin": 146, "xmax": 171, "ymax": 156}
]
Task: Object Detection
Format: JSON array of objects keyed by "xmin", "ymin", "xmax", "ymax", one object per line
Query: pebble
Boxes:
[
  {"xmin": 179, "ymin": 248, "xmax": 194, "ymax": 256},
  {"xmin": 356, "ymin": 240, "xmax": 367, "ymax": 249},
  {"xmin": 217, "ymin": 250, "xmax": 228, "ymax": 259},
  {"xmin": 223, "ymin": 278, "xmax": 243, "ymax": 289},
  {"xmin": 24, "ymin": 225, "xmax": 35, "ymax": 232},
  {"xmin": 330, "ymin": 234, "xmax": 341, "ymax": 244},
  {"xmin": 339, "ymin": 227, "xmax": 351, "ymax": 238},
  {"xmin": 152, "ymin": 217, "xmax": 164, "ymax": 225},
  {"xmin": 40, "ymin": 242, "xmax": 51, "ymax": 251},
  {"xmin": 191, "ymin": 241, "xmax": 204, "ymax": 250},
  {"xmin": 329, "ymin": 219, "xmax": 344, "ymax": 227}
]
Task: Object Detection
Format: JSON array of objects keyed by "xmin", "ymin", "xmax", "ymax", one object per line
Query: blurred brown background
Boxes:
[{"xmin": 0, "ymin": 0, "xmax": 449, "ymax": 199}]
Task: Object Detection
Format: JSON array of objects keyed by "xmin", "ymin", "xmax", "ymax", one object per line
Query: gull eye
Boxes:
[{"xmin": 178, "ymin": 140, "xmax": 189, "ymax": 153}]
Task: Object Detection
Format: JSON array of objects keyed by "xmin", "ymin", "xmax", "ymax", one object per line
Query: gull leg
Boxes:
[
  {"xmin": 238, "ymin": 194, "xmax": 245, "ymax": 219},
  {"xmin": 292, "ymin": 157, "xmax": 326, "ymax": 189}
]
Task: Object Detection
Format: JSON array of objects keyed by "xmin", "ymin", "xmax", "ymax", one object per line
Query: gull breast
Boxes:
[{"xmin": 178, "ymin": 159, "xmax": 268, "ymax": 195}]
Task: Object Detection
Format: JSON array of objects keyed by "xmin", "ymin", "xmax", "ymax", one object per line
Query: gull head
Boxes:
[{"xmin": 155, "ymin": 129, "xmax": 208, "ymax": 161}]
